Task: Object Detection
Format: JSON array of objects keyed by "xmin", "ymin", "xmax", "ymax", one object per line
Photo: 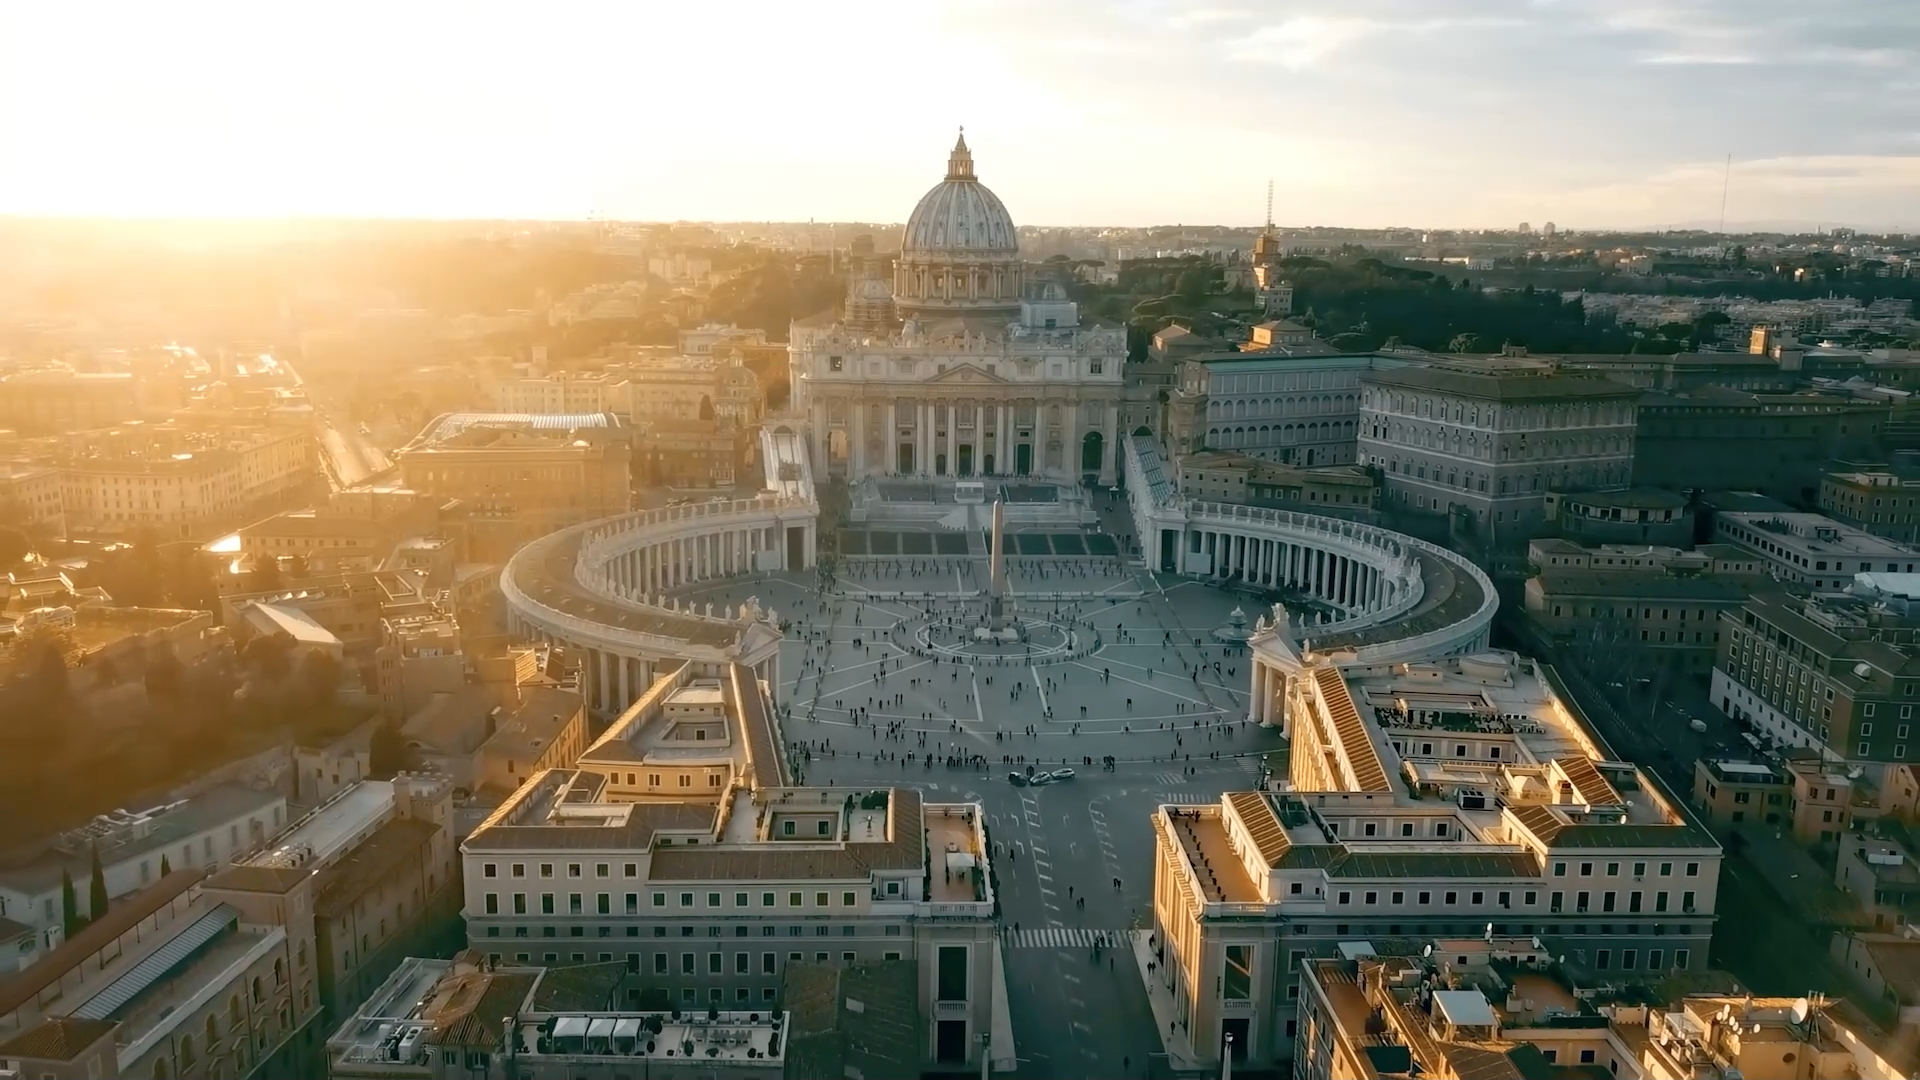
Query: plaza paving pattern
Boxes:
[{"xmin": 673, "ymin": 557, "xmax": 1290, "ymax": 1079}]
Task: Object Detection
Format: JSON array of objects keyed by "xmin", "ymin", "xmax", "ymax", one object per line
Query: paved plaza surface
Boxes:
[{"xmin": 676, "ymin": 539, "xmax": 1290, "ymax": 1080}]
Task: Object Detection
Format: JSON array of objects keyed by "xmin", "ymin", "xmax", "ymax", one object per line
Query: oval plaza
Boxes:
[{"xmin": 478, "ymin": 132, "xmax": 1720, "ymax": 1078}]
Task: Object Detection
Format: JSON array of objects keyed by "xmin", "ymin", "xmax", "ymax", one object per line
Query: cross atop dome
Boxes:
[{"xmin": 947, "ymin": 126, "xmax": 975, "ymax": 181}]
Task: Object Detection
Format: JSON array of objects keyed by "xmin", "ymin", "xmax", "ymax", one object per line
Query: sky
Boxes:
[{"xmin": 1, "ymin": 0, "xmax": 1916, "ymax": 230}]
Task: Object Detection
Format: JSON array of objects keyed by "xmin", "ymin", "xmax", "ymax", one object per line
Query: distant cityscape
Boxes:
[{"xmin": 3, "ymin": 130, "xmax": 1920, "ymax": 1080}]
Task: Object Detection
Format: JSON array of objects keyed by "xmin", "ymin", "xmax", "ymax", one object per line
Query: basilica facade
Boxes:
[{"xmin": 788, "ymin": 132, "xmax": 1127, "ymax": 484}]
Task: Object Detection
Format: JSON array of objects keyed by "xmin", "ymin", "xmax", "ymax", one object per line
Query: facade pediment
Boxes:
[
  {"xmin": 925, "ymin": 361, "xmax": 1013, "ymax": 382},
  {"xmin": 926, "ymin": 363, "xmax": 1008, "ymax": 385}
]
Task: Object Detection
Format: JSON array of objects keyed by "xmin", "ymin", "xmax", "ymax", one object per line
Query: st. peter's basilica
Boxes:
[{"xmin": 788, "ymin": 131, "xmax": 1128, "ymax": 484}]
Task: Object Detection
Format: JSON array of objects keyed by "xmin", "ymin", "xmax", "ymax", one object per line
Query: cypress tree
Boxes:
[
  {"xmin": 88, "ymin": 844, "xmax": 108, "ymax": 921},
  {"xmin": 160, "ymin": 853, "xmax": 172, "ymax": 876},
  {"xmin": 60, "ymin": 868, "xmax": 82, "ymax": 938}
]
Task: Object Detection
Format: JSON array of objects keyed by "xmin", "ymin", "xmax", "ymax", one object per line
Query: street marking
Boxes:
[{"xmin": 1006, "ymin": 927, "xmax": 1127, "ymax": 948}]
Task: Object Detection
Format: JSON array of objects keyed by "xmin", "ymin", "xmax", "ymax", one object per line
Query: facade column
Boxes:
[
  {"xmin": 973, "ymin": 404, "xmax": 985, "ymax": 476},
  {"xmin": 851, "ymin": 398, "xmax": 866, "ymax": 477},
  {"xmin": 1099, "ymin": 401, "xmax": 1119, "ymax": 485},
  {"xmin": 888, "ymin": 399, "xmax": 901, "ymax": 475},
  {"xmin": 1249, "ymin": 663, "xmax": 1265, "ymax": 723},
  {"xmin": 918, "ymin": 402, "xmax": 932, "ymax": 476},
  {"xmin": 997, "ymin": 405, "xmax": 1010, "ymax": 474},
  {"xmin": 617, "ymin": 654, "xmax": 632, "ymax": 712},
  {"xmin": 1064, "ymin": 397, "xmax": 1080, "ymax": 480},
  {"xmin": 945, "ymin": 403, "xmax": 957, "ymax": 477}
]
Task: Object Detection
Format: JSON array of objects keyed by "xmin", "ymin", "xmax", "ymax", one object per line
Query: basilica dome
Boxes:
[
  {"xmin": 902, "ymin": 131, "xmax": 1018, "ymax": 255},
  {"xmin": 894, "ymin": 130, "xmax": 1024, "ymax": 320}
]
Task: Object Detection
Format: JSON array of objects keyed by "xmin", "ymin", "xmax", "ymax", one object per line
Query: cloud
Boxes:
[{"xmin": 1638, "ymin": 53, "xmax": 1757, "ymax": 65}]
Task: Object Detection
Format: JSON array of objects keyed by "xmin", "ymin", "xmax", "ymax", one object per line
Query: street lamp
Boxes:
[
  {"xmin": 1221, "ymin": 1031, "xmax": 1234, "ymax": 1080},
  {"xmin": 977, "ymin": 1031, "xmax": 992, "ymax": 1080}
]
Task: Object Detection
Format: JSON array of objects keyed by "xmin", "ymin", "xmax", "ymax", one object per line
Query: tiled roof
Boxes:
[
  {"xmin": 0, "ymin": 1017, "xmax": 118, "ymax": 1061},
  {"xmin": 1364, "ymin": 364, "xmax": 1639, "ymax": 402},
  {"xmin": 730, "ymin": 663, "xmax": 786, "ymax": 790},
  {"xmin": 530, "ymin": 961, "xmax": 627, "ymax": 1012},
  {"xmin": 314, "ymin": 817, "xmax": 441, "ymax": 918},
  {"xmin": 648, "ymin": 789, "xmax": 925, "ymax": 882},
  {"xmin": 205, "ymin": 863, "xmax": 314, "ymax": 894},
  {"xmin": 1555, "ymin": 756, "xmax": 1624, "ymax": 808},
  {"xmin": 0, "ymin": 868, "xmax": 206, "ymax": 1018},
  {"xmin": 463, "ymin": 790, "xmax": 716, "ymax": 851},
  {"xmin": 1226, "ymin": 792, "xmax": 1290, "ymax": 867},
  {"xmin": 1325, "ymin": 851, "xmax": 1542, "ymax": 879},
  {"xmin": 1315, "ymin": 667, "xmax": 1390, "ymax": 792},
  {"xmin": 425, "ymin": 971, "xmax": 538, "ymax": 1050},
  {"xmin": 781, "ymin": 960, "xmax": 919, "ymax": 1080}
]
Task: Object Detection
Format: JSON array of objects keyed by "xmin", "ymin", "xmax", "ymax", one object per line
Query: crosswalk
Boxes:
[
  {"xmin": 1007, "ymin": 927, "xmax": 1128, "ymax": 949},
  {"xmin": 1152, "ymin": 793, "xmax": 1211, "ymax": 805}
]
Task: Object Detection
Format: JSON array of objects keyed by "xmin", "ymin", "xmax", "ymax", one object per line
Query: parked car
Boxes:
[
  {"xmin": 1046, "ymin": 768, "xmax": 1077, "ymax": 782},
  {"xmin": 1007, "ymin": 772, "xmax": 1027, "ymax": 787},
  {"xmin": 1027, "ymin": 772, "xmax": 1055, "ymax": 786}
]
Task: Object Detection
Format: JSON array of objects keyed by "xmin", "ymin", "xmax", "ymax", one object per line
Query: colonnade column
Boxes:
[{"xmin": 617, "ymin": 654, "xmax": 632, "ymax": 712}]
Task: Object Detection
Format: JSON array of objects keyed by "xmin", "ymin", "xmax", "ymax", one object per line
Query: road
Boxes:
[{"xmin": 678, "ymin": 563, "xmax": 1286, "ymax": 1080}]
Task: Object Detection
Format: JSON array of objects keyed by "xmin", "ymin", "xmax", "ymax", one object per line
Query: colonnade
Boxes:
[
  {"xmin": 597, "ymin": 524, "xmax": 805, "ymax": 593},
  {"xmin": 1181, "ymin": 528, "xmax": 1393, "ymax": 616}
]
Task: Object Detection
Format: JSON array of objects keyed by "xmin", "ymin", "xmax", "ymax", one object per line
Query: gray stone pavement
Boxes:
[{"xmin": 675, "ymin": 562, "xmax": 1289, "ymax": 1079}]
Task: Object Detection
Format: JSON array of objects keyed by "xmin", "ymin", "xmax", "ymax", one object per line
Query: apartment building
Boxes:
[
  {"xmin": 0, "ymin": 866, "xmax": 325, "ymax": 1080},
  {"xmin": 1152, "ymin": 651, "xmax": 1719, "ymax": 1071},
  {"xmin": 1173, "ymin": 450, "xmax": 1378, "ymax": 522},
  {"xmin": 1294, "ymin": 942, "xmax": 1907, "ymax": 1080},
  {"xmin": 218, "ymin": 569, "xmax": 435, "ymax": 654},
  {"xmin": 1634, "ymin": 388, "xmax": 1885, "ymax": 504},
  {"xmin": 1524, "ymin": 540, "xmax": 1767, "ymax": 677},
  {"xmin": 1711, "ymin": 586, "xmax": 1920, "ymax": 763},
  {"xmin": 1823, "ymin": 467, "xmax": 1920, "ymax": 543},
  {"xmin": 1691, "ymin": 758, "xmax": 1791, "ymax": 831},
  {"xmin": 458, "ymin": 663, "xmax": 1004, "ymax": 1072},
  {"xmin": 492, "ymin": 370, "xmax": 626, "ymax": 415},
  {"xmin": 1357, "ymin": 359, "xmax": 1639, "ymax": 538},
  {"xmin": 1712, "ymin": 510, "xmax": 1920, "ymax": 589},
  {"xmin": 328, "ymin": 953, "xmax": 789, "ymax": 1080},
  {"xmin": 2, "ymin": 423, "xmax": 316, "ymax": 540},
  {"xmin": 606, "ymin": 357, "xmax": 763, "ymax": 427},
  {"xmin": 0, "ymin": 784, "xmax": 287, "ymax": 934},
  {"xmin": 1164, "ymin": 350, "xmax": 1406, "ymax": 468},
  {"xmin": 0, "ymin": 464, "xmax": 65, "ymax": 535},
  {"xmin": 1542, "ymin": 487, "xmax": 1693, "ymax": 547},
  {"xmin": 0, "ymin": 368, "xmax": 143, "ymax": 434},
  {"xmin": 395, "ymin": 413, "xmax": 631, "ymax": 542}
]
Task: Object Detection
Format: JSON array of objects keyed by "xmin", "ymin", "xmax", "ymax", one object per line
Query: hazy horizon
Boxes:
[{"xmin": 4, "ymin": 0, "xmax": 1917, "ymax": 232}]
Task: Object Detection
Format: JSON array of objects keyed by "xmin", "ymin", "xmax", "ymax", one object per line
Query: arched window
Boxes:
[
  {"xmin": 273, "ymin": 958, "xmax": 285, "ymax": 987},
  {"xmin": 252, "ymin": 977, "xmax": 263, "ymax": 1004},
  {"xmin": 179, "ymin": 1034, "xmax": 196, "ymax": 1070},
  {"xmin": 230, "ymin": 995, "xmax": 242, "ymax": 1026},
  {"xmin": 297, "ymin": 941, "xmax": 307, "ymax": 969},
  {"xmin": 153, "ymin": 1059, "xmax": 170, "ymax": 1080}
]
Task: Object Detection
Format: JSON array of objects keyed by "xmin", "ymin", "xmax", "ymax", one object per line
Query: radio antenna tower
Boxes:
[
  {"xmin": 1264, "ymin": 179, "xmax": 1274, "ymax": 231},
  {"xmin": 1718, "ymin": 154, "xmax": 1732, "ymax": 234}
]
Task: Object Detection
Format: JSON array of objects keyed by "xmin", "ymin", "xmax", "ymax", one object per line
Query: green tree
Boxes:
[
  {"xmin": 61, "ymin": 867, "xmax": 83, "ymax": 938},
  {"xmin": 88, "ymin": 844, "xmax": 108, "ymax": 919},
  {"xmin": 369, "ymin": 720, "xmax": 408, "ymax": 778},
  {"xmin": 242, "ymin": 632, "xmax": 296, "ymax": 682},
  {"xmin": 300, "ymin": 650, "xmax": 341, "ymax": 706},
  {"xmin": 160, "ymin": 853, "xmax": 172, "ymax": 876}
]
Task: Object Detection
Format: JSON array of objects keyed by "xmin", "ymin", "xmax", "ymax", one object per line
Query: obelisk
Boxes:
[{"xmin": 987, "ymin": 498, "xmax": 1010, "ymax": 629}]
